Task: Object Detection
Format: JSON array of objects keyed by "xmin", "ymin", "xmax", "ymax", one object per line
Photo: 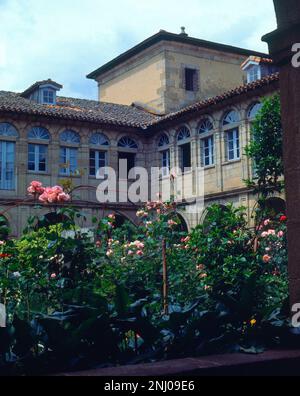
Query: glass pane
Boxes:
[{"xmin": 69, "ymin": 148, "xmax": 78, "ymax": 172}]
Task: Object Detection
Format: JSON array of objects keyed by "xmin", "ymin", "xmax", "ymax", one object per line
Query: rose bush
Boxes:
[{"xmin": 0, "ymin": 184, "xmax": 294, "ymax": 375}]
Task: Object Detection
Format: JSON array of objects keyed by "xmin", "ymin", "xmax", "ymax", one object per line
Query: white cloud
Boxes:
[{"xmin": 0, "ymin": 0, "xmax": 277, "ymax": 99}]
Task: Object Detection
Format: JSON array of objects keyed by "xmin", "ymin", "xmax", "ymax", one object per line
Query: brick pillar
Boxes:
[{"xmin": 263, "ymin": 0, "xmax": 300, "ymax": 307}]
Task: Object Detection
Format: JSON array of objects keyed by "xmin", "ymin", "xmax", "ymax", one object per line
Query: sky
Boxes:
[{"xmin": 0, "ymin": 0, "xmax": 277, "ymax": 100}]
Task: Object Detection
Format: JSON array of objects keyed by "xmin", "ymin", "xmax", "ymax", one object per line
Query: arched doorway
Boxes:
[
  {"xmin": 201, "ymin": 204, "xmax": 229, "ymax": 233},
  {"xmin": 0, "ymin": 215, "xmax": 9, "ymax": 240},
  {"xmin": 36, "ymin": 212, "xmax": 69, "ymax": 229},
  {"xmin": 262, "ymin": 197, "xmax": 286, "ymax": 218}
]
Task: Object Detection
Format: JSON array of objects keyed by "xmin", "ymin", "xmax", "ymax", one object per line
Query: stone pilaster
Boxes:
[{"xmin": 263, "ymin": 0, "xmax": 300, "ymax": 307}]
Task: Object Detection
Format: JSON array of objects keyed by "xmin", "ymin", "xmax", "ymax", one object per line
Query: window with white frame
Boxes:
[
  {"xmin": 90, "ymin": 150, "xmax": 107, "ymax": 176},
  {"xmin": 161, "ymin": 150, "xmax": 170, "ymax": 177},
  {"xmin": 223, "ymin": 110, "xmax": 240, "ymax": 162},
  {"xmin": 59, "ymin": 130, "xmax": 80, "ymax": 175},
  {"xmin": 227, "ymin": 129, "xmax": 240, "ymax": 161},
  {"xmin": 177, "ymin": 126, "xmax": 191, "ymax": 172},
  {"xmin": 247, "ymin": 65, "xmax": 261, "ymax": 83},
  {"xmin": 28, "ymin": 144, "xmax": 47, "ymax": 172},
  {"xmin": 59, "ymin": 147, "xmax": 78, "ymax": 175},
  {"xmin": 198, "ymin": 118, "xmax": 214, "ymax": 167},
  {"xmin": 0, "ymin": 123, "xmax": 18, "ymax": 190},
  {"xmin": 42, "ymin": 89, "xmax": 55, "ymax": 104},
  {"xmin": 201, "ymin": 136, "xmax": 214, "ymax": 167},
  {"xmin": 0, "ymin": 141, "xmax": 15, "ymax": 190},
  {"xmin": 27, "ymin": 127, "xmax": 50, "ymax": 172},
  {"xmin": 158, "ymin": 133, "xmax": 170, "ymax": 176}
]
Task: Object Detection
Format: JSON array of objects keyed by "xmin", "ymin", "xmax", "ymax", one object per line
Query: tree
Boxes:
[{"xmin": 245, "ymin": 95, "xmax": 284, "ymax": 214}]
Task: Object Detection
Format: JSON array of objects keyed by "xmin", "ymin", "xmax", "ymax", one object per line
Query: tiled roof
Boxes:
[
  {"xmin": 0, "ymin": 73, "xmax": 279, "ymax": 131},
  {"xmin": 0, "ymin": 92, "xmax": 160, "ymax": 129},
  {"xmin": 153, "ymin": 73, "xmax": 280, "ymax": 126}
]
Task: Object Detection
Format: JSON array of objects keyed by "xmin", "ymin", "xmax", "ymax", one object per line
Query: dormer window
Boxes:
[
  {"xmin": 21, "ymin": 79, "xmax": 62, "ymax": 105},
  {"xmin": 43, "ymin": 89, "xmax": 55, "ymax": 104},
  {"xmin": 241, "ymin": 56, "xmax": 277, "ymax": 84}
]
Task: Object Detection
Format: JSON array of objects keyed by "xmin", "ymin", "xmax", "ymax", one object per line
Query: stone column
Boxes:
[{"xmin": 263, "ymin": 0, "xmax": 300, "ymax": 307}]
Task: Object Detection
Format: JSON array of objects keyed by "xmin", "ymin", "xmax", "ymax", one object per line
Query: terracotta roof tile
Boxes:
[
  {"xmin": 0, "ymin": 92, "xmax": 160, "ymax": 129},
  {"xmin": 153, "ymin": 73, "xmax": 279, "ymax": 126},
  {"xmin": 0, "ymin": 73, "xmax": 279, "ymax": 131}
]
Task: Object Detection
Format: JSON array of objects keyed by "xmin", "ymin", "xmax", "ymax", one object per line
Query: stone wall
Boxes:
[{"xmin": 96, "ymin": 41, "xmax": 249, "ymax": 114}]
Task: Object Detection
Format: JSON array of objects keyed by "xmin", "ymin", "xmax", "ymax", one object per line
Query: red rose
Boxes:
[
  {"xmin": 280, "ymin": 215, "xmax": 287, "ymax": 222},
  {"xmin": 0, "ymin": 253, "xmax": 11, "ymax": 259}
]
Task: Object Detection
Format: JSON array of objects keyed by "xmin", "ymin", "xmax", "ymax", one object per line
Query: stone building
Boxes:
[{"xmin": 0, "ymin": 30, "xmax": 283, "ymax": 236}]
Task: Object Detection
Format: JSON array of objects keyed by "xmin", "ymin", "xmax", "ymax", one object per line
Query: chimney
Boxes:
[{"xmin": 180, "ymin": 27, "xmax": 188, "ymax": 37}]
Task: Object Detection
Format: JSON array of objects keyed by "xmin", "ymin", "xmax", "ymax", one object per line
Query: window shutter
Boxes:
[{"xmin": 194, "ymin": 69, "xmax": 200, "ymax": 92}]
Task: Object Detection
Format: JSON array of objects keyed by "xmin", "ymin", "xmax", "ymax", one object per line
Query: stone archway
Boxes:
[{"xmin": 263, "ymin": 197, "xmax": 286, "ymax": 218}]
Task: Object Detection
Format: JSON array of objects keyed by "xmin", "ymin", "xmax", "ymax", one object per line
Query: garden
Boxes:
[{"xmin": 0, "ymin": 95, "xmax": 298, "ymax": 376}]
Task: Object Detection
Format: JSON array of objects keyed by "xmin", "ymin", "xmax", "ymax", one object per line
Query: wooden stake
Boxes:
[{"xmin": 162, "ymin": 238, "xmax": 169, "ymax": 315}]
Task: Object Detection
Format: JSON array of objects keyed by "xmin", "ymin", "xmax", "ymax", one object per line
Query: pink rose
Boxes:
[
  {"xmin": 50, "ymin": 273, "xmax": 57, "ymax": 279},
  {"xmin": 136, "ymin": 250, "xmax": 144, "ymax": 256},
  {"xmin": 38, "ymin": 193, "xmax": 48, "ymax": 203},
  {"xmin": 277, "ymin": 231, "xmax": 284, "ymax": 238},
  {"xmin": 106, "ymin": 249, "xmax": 113, "ymax": 257},
  {"xmin": 168, "ymin": 220, "xmax": 177, "ymax": 227},
  {"xmin": 27, "ymin": 181, "xmax": 45, "ymax": 195},
  {"xmin": 51, "ymin": 185, "xmax": 63, "ymax": 194},
  {"xmin": 57, "ymin": 192, "xmax": 71, "ymax": 202},
  {"xmin": 263, "ymin": 255, "xmax": 271, "ymax": 263}
]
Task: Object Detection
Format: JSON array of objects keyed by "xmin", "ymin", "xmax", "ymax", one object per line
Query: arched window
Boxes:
[
  {"xmin": 28, "ymin": 126, "xmax": 50, "ymax": 140},
  {"xmin": 177, "ymin": 127, "xmax": 191, "ymax": 171},
  {"xmin": 158, "ymin": 133, "xmax": 169, "ymax": 147},
  {"xmin": 177, "ymin": 126, "xmax": 191, "ymax": 142},
  {"xmin": 199, "ymin": 118, "xmax": 214, "ymax": 134},
  {"xmin": 248, "ymin": 102, "xmax": 262, "ymax": 120},
  {"xmin": 158, "ymin": 134, "xmax": 170, "ymax": 176},
  {"xmin": 223, "ymin": 110, "xmax": 240, "ymax": 126},
  {"xmin": 89, "ymin": 133, "xmax": 109, "ymax": 177},
  {"xmin": 118, "ymin": 136, "xmax": 138, "ymax": 149},
  {"xmin": 28, "ymin": 127, "xmax": 50, "ymax": 173},
  {"xmin": 223, "ymin": 110, "xmax": 240, "ymax": 162},
  {"xmin": 60, "ymin": 130, "xmax": 80, "ymax": 144},
  {"xmin": 0, "ymin": 123, "xmax": 18, "ymax": 138},
  {"xmin": 59, "ymin": 130, "xmax": 80, "ymax": 176},
  {"xmin": 89, "ymin": 132, "xmax": 109, "ymax": 146}
]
